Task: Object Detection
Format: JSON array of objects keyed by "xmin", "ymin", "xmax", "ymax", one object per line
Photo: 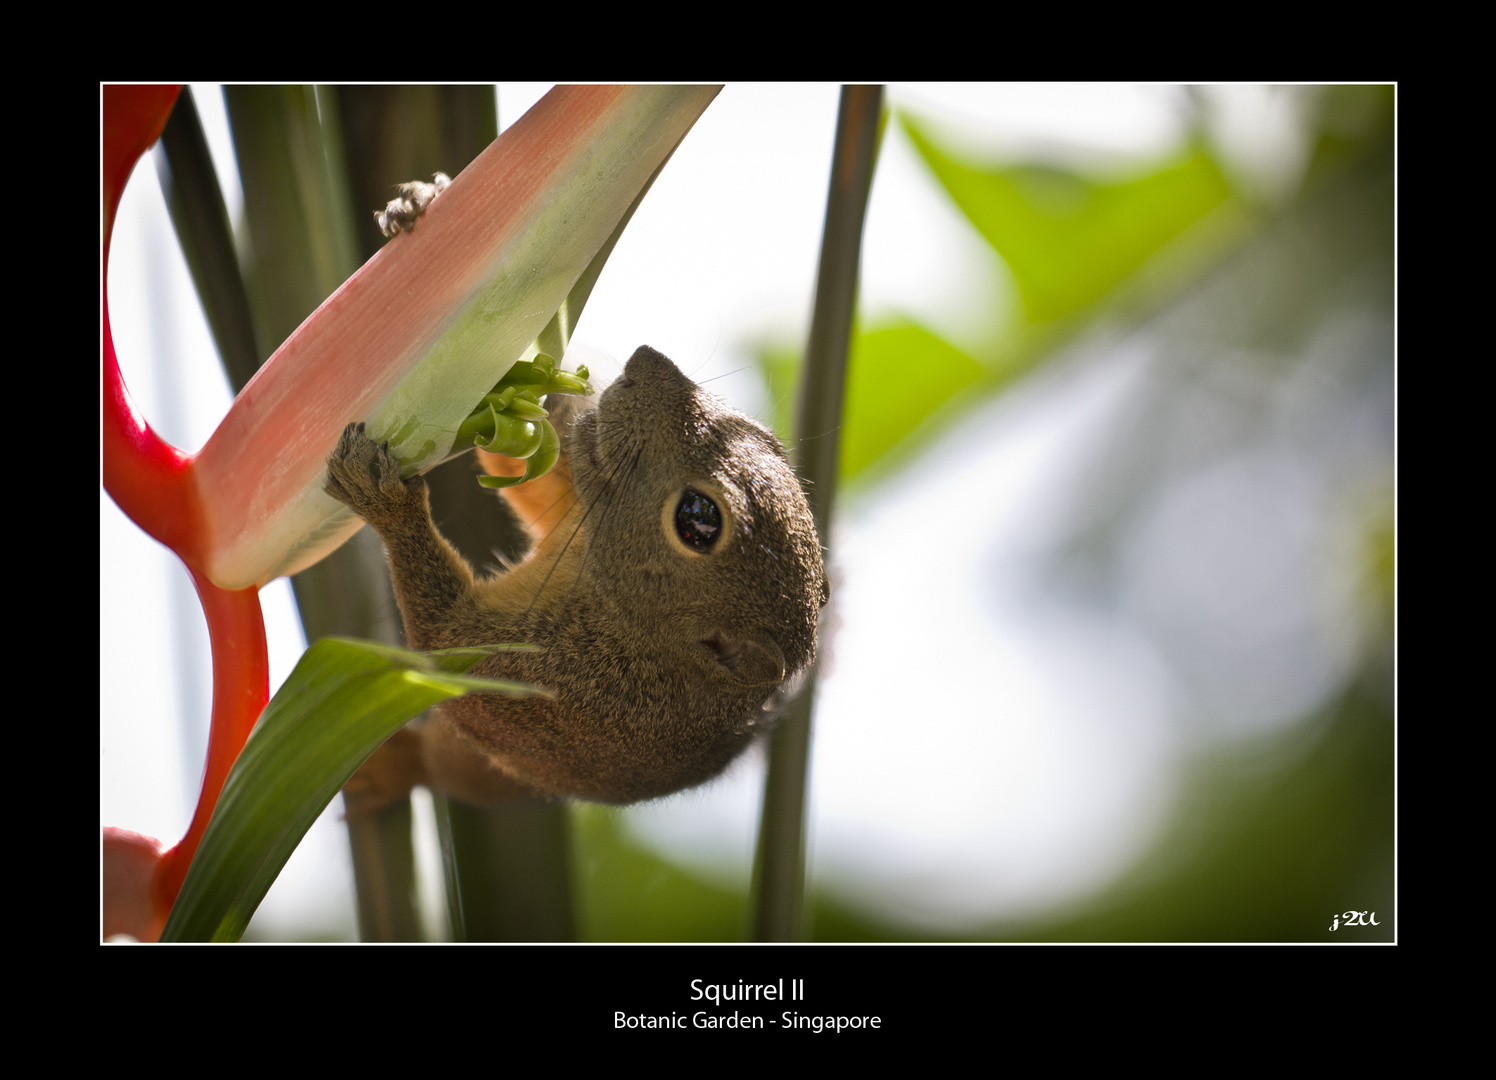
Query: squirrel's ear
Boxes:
[{"xmin": 702, "ymin": 632, "xmax": 786, "ymax": 687}]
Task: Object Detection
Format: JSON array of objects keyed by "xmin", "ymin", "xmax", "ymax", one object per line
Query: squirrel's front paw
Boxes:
[{"xmin": 324, "ymin": 421, "xmax": 425, "ymax": 526}]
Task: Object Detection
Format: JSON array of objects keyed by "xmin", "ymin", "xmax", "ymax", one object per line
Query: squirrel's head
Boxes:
[
  {"xmin": 468, "ymin": 346, "xmax": 828, "ymax": 803},
  {"xmin": 573, "ymin": 345, "xmax": 828, "ymax": 675}
]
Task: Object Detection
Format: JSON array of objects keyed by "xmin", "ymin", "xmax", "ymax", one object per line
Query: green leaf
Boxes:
[
  {"xmin": 839, "ymin": 320, "xmax": 985, "ymax": 483},
  {"xmin": 756, "ymin": 320, "xmax": 984, "ymax": 487},
  {"xmin": 900, "ymin": 113, "xmax": 1234, "ymax": 327},
  {"xmin": 758, "ymin": 121, "xmax": 1242, "ymax": 495},
  {"xmin": 161, "ymin": 638, "xmax": 544, "ymax": 942}
]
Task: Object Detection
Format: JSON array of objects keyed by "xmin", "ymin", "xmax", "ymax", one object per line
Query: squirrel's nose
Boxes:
[{"xmin": 622, "ymin": 345, "xmax": 691, "ymax": 388}]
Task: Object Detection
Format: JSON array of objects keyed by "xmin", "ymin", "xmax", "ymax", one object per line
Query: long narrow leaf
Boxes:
[{"xmin": 161, "ymin": 638, "xmax": 544, "ymax": 942}]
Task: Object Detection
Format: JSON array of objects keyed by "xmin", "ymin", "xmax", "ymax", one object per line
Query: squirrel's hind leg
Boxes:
[{"xmin": 324, "ymin": 422, "xmax": 475, "ymax": 650}]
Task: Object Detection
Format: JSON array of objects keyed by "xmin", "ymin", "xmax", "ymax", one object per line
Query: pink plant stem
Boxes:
[{"xmin": 154, "ymin": 569, "xmax": 268, "ymax": 914}]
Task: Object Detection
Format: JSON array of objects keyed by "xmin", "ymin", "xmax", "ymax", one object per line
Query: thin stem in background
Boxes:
[
  {"xmin": 156, "ymin": 87, "xmax": 262, "ymax": 392},
  {"xmin": 752, "ymin": 85, "xmax": 883, "ymax": 942}
]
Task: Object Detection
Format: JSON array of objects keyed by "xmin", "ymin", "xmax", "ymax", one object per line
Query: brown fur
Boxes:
[{"xmin": 325, "ymin": 346, "xmax": 828, "ymax": 804}]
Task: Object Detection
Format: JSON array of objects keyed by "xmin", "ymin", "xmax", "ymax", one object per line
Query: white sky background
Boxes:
[{"xmin": 101, "ymin": 84, "xmax": 1356, "ymax": 938}]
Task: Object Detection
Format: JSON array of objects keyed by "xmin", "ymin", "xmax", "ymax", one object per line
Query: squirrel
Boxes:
[{"xmin": 325, "ymin": 345, "xmax": 829, "ymax": 806}]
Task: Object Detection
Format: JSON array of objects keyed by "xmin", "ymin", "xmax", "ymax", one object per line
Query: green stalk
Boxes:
[
  {"xmin": 155, "ymin": 86, "xmax": 262, "ymax": 392},
  {"xmin": 225, "ymin": 85, "xmax": 360, "ymax": 359},
  {"xmin": 435, "ymin": 794, "xmax": 577, "ymax": 942},
  {"xmin": 752, "ymin": 85, "xmax": 884, "ymax": 942}
]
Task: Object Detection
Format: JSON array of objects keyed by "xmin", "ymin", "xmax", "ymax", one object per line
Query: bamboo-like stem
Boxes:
[
  {"xmin": 752, "ymin": 85, "xmax": 883, "ymax": 942},
  {"xmin": 346, "ymin": 798, "xmax": 424, "ymax": 941},
  {"xmin": 440, "ymin": 796, "xmax": 577, "ymax": 941},
  {"xmin": 155, "ymin": 87, "xmax": 262, "ymax": 391}
]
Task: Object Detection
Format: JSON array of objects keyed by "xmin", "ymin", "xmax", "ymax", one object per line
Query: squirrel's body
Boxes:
[{"xmin": 325, "ymin": 346, "xmax": 827, "ymax": 804}]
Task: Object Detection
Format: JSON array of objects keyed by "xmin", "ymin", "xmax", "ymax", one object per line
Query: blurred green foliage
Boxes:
[
  {"xmin": 1302, "ymin": 85, "xmax": 1396, "ymax": 195},
  {"xmin": 788, "ymin": 680, "xmax": 1393, "ymax": 943},
  {"xmin": 1023, "ymin": 683, "xmax": 1393, "ymax": 942},
  {"xmin": 570, "ymin": 670, "xmax": 1392, "ymax": 943},
  {"xmin": 692, "ymin": 86, "xmax": 1393, "ymax": 942},
  {"xmin": 761, "ymin": 319, "xmax": 985, "ymax": 485},
  {"xmin": 572, "ymin": 805, "xmax": 747, "ymax": 941},
  {"xmin": 759, "ymin": 108, "xmax": 1250, "ymax": 492},
  {"xmin": 903, "ymin": 119, "xmax": 1233, "ymax": 327},
  {"xmin": 1365, "ymin": 495, "xmax": 1395, "ymax": 634}
]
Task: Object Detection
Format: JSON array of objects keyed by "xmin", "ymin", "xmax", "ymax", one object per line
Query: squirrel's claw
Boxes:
[{"xmin": 325, "ymin": 421, "xmax": 424, "ymax": 524}]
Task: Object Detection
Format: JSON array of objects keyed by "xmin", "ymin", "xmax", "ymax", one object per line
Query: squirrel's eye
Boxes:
[{"xmin": 675, "ymin": 489, "xmax": 722, "ymax": 551}]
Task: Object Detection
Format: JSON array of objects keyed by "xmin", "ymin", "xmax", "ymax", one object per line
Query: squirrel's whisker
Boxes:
[
  {"xmin": 756, "ymin": 389, "xmax": 795, "ymax": 429},
  {"xmin": 695, "ymin": 367, "xmax": 747, "ymax": 386},
  {"xmin": 528, "ymin": 487, "xmax": 581, "ymax": 547},
  {"xmin": 569, "ymin": 442, "xmax": 642, "ymax": 602}
]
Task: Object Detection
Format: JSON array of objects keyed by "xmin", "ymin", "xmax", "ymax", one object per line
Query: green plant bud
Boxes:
[
  {"xmin": 505, "ymin": 392, "xmax": 550, "ymax": 421},
  {"xmin": 531, "ymin": 354, "xmax": 558, "ymax": 381},
  {"xmin": 487, "ymin": 356, "xmax": 593, "ymax": 400},
  {"xmin": 480, "ymin": 387, "xmax": 519, "ymax": 413},
  {"xmin": 547, "ymin": 369, "xmax": 593, "ymax": 396},
  {"xmin": 476, "ymin": 411, "xmax": 544, "ymax": 458},
  {"xmin": 520, "ymin": 414, "xmax": 561, "ymax": 478},
  {"xmin": 478, "ymin": 418, "xmax": 560, "ymax": 488},
  {"xmin": 452, "ymin": 404, "xmax": 498, "ymax": 451},
  {"xmin": 501, "ymin": 358, "xmax": 549, "ymax": 389},
  {"xmin": 457, "ymin": 360, "xmax": 592, "ymax": 488}
]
